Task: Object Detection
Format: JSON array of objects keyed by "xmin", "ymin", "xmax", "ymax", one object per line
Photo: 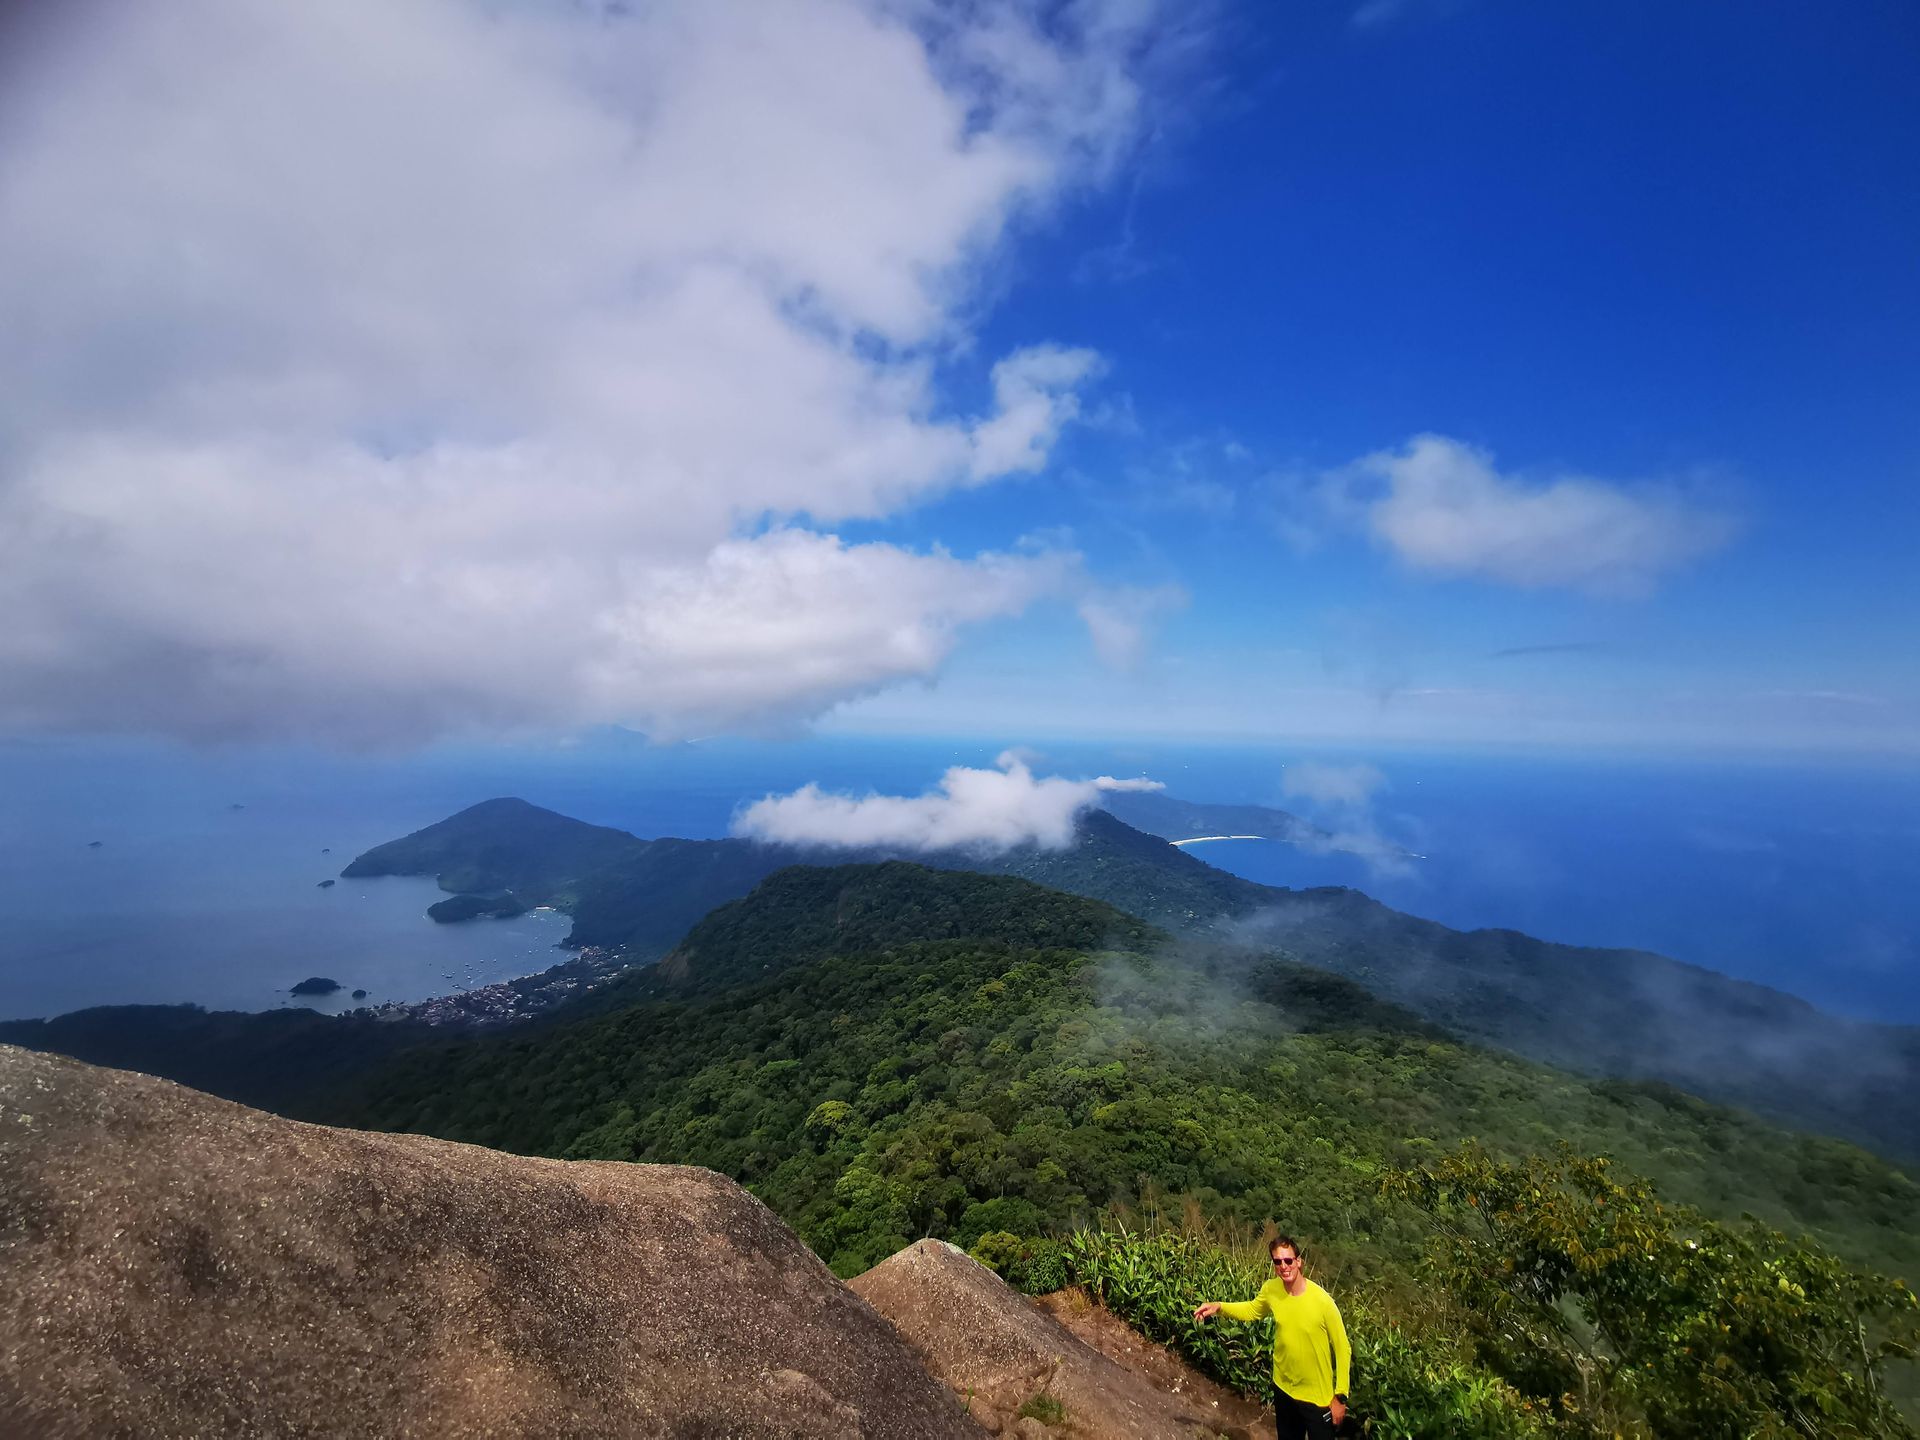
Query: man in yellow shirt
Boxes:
[{"xmin": 1193, "ymin": 1234, "xmax": 1350, "ymax": 1439}]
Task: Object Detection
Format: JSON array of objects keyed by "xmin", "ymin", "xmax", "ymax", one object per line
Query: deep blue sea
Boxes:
[{"xmin": 1, "ymin": 734, "xmax": 1915, "ymax": 1024}]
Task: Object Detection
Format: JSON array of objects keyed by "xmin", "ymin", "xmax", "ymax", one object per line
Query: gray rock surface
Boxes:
[
  {"xmin": 852, "ymin": 1239, "xmax": 1252, "ymax": 1440},
  {"xmin": 0, "ymin": 1045, "xmax": 983, "ymax": 1438}
]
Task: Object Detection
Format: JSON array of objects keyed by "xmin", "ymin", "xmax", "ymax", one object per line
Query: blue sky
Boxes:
[
  {"xmin": 839, "ymin": 0, "xmax": 1920, "ymax": 752},
  {"xmin": 0, "ymin": 0, "xmax": 1913, "ymax": 756}
]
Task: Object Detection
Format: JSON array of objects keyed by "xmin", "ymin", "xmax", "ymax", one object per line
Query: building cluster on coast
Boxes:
[{"xmin": 356, "ymin": 946, "xmax": 631, "ymax": 1029}]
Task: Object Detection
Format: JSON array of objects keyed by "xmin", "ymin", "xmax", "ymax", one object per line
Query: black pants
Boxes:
[{"xmin": 1274, "ymin": 1390, "xmax": 1335, "ymax": 1440}]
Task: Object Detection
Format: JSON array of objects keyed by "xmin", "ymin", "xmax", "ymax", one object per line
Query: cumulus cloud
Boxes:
[
  {"xmin": 1350, "ymin": 435, "xmax": 1735, "ymax": 596},
  {"xmin": 0, "ymin": 0, "xmax": 1176, "ymax": 744},
  {"xmin": 733, "ymin": 750, "xmax": 1161, "ymax": 852}
]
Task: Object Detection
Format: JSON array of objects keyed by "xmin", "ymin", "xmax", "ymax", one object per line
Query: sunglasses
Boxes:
[{"xmin": 1271, "ymin": 1255, "xmax": 1300, "ymax": 1267}]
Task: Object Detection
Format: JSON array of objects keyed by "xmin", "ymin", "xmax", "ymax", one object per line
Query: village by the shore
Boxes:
[{"xmin": 355, "ymin": 945, "xmax": 633, "ymax": 1029}]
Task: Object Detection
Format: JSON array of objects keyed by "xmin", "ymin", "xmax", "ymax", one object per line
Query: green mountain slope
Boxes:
[
  {"xmin": 336, "ymin": 861, "xmax": 1918, "ymax": 1294},
  {"xmin": 651, "ymin": 862, "xmax": 1161, "ymax": 993},
  {"xmin": 341, "ymin": 799, "xmax": 1920, "ymax": 1163}
]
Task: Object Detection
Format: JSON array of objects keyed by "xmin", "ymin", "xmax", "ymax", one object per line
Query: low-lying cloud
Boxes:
[
  {"xmin": 1281, "ymin": 759, "xmax": 1415, "ymax": 878},
  {"xmin": 1283, "ymin": 760, "xmax": 1387, "ymax": 809},
  {"xmin": 734, "ymin": 751, "xmax": 1162, "ymax": 853},
  {"xmin": 0, "ymin": 0, "xmax": 1182, "ymax": 745}
]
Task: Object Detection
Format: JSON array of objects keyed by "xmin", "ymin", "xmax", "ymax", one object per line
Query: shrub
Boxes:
[
  {"xmin": 1385, "ymin": 1144, "xmax": 1920, "ymax": 1438},
  {"xmin": 968, "ymin": 1231, "xmax": 1071, "ymax": 1296},
  {"xmin": 968, "ymin": 1230, "xmax": 1027, "ymax": 1279}
]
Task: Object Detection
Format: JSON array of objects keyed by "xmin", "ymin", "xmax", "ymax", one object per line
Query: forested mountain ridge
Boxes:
[
  {"xmin": 344, "ymin": 798, "xmax": 1920, "ymax": 1162},
  {"xmin": 335, "ymin": 860, "xmax": 1919, "ymax": 1293},
  {"xmin": 0, "ymin": 1003, "xmax": 436, "ymax": 1118}
]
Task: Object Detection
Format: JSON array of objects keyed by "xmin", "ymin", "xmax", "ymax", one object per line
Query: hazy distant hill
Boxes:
[
  {"xmin": 340, "ymin": 798, "xmax": 1920, "ymax": 1163},
  {"xmin": 343, "ymin": 796, "xmax": 648, "ymax": 897}
]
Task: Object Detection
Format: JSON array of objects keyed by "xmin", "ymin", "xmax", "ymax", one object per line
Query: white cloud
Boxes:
[
  {"xmin": 1351, "ymin": 435, "xmax": 1735, "ymax": 596},
  {"xmin": 969, "ymin": 346, "xmax": 1105, "ymax": 477},
  {"xmin": 1095, "ymin": 774, "xmax": 1167, "ymax": 793},
  {"xmin": 733, "ymin": 751, "xmax": 1161, "ymax": 852},
  {"xmin": 0, "ymin": 0, "xmax": 1173, "ymax": 744}
]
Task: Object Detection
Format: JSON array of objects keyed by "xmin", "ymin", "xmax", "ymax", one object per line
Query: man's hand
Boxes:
[
  {"xmin": 1331, "ymin": 1396, "xmax": 1347, "ymax": 1428},
  {"xmin": 1192, "ymin": 1302, "xmax": 1222, "ymax": 1322}
]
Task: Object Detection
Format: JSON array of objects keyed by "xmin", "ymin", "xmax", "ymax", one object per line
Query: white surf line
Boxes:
[{"xmin": 1169, "ymin": 834, "xmax": 1265, "ymax": 846}]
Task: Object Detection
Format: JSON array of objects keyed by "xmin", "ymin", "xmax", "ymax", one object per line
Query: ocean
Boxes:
[{"xmin": 1, "ymin": 734, "xmax": 1915, "ymax": 1024}]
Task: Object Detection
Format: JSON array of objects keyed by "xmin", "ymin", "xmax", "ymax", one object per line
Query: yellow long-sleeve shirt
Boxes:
[{"xmin": 1216, "ymin": 1277, "xmax": 1351, "ymax": 1406}]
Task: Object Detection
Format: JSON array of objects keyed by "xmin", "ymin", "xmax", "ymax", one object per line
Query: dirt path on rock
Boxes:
[{"xmin": 1034, "ymin": 1288, "xmax": 1273, "ymax": 1439}]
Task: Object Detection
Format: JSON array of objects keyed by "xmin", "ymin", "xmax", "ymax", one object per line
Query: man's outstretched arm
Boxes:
[{"xmin": 1192, "ymin": 1296, "xmax": 1270, "ymax": 1323}]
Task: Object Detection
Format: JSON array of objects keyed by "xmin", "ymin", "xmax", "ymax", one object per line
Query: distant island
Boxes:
[
  {"xmin": 289, "ymin": 977, "xmax": 341, "ymax": 996},
  {"xmin": 426, "ymin": 892, "xmax": 528, "ymax": 924}
]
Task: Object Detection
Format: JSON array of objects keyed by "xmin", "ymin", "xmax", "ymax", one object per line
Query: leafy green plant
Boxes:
[
  {"xmin": 1386, "ymin": 1145, "xmax": 1920, "ymax": 1438},
  {"xmin": 1017, "ymin": 1392, "xmax": 1065, "ymax": 1426},
  {"xmin": 1022, "ymin": 1238, "xmax": 1068, "ymax": 1295}
]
